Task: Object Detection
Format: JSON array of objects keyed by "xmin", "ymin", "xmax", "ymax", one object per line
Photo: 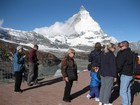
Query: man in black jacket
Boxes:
[{"xmin": 116, "ymin": 41, "xmax": 133, "ymax": 105}]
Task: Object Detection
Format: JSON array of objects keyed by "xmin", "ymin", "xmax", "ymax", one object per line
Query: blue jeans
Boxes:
[
  {"xmin": 89, "ymin": 86, "xmax": 99, "ymax": 98},
  {"xmin": 120, "ymin": 74, "xmax": 133, "ymax": 105}
]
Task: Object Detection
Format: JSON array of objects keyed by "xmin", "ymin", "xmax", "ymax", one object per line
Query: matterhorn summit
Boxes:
[
  {"xmin": 34, "ymin": 6, "xmax": 117, "ymax": 46},
  {"xmin": 69, "ymin": 5, "xmax": 101, "ymax": 34},
  {"xmin": 0, "ymin": 6, "xmax": 118, "ymax": 51}
]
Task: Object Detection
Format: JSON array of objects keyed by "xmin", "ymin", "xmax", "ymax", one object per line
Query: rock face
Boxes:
[
  {"xmin": 37, "ymin": 51, "xmax": 61, "ymax": 66},
  {"xmin": 130, "ymin": 41, "xmax": 140, "ymax": 53}
]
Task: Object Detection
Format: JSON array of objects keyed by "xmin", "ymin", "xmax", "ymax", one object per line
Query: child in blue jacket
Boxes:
[{"xmin": 87, "ymin": 67, "xmax": 100, "ymax": 101}]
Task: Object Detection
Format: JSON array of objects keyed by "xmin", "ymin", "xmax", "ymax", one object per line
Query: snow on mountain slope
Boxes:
[
  {"xmin": 0, "ymin": 27, "xmax": 54, "ymax": 48},
  {"xmin": 34, "ymin": 6, "xmax": 118, "ymax": 46}
]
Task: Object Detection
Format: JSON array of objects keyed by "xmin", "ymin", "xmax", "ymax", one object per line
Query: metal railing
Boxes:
[
  {"xmin": 0, "ymin": 64, "xmax": 60, "ymax": 83},
  {"xmin": 0, "ymin": 63, "xmax": 14, "ymax": 83}
]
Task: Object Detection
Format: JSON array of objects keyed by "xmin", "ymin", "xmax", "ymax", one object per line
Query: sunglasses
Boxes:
[
  {"xmin": 119, "ymin": 46, "xmax": 123, "ymax": 48},
  {"xmin": 71, "ymin": 52, "xmax": 75, "ymax": 55}
]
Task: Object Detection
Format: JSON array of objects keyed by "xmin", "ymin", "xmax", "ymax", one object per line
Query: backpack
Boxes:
[{"xmin": 132, "ymin": 52, "xmax": 140, "ymax": 76}]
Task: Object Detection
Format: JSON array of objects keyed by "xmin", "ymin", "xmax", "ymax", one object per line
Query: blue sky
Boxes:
[{"xmin": 0, "ymin": 0, "xmax": 140, "ymax": 42}]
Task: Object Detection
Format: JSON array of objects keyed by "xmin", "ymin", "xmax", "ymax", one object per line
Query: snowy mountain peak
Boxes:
[
  {"xmin": 69, "ymin": 7, "xmax": 100, "ymax": 34},
  {"xmin": 34, "ymin": 6, "xmax": 118, "ymax": 46},
  {"xmin": 80, "ymin": 5, "xmax": 86, "ymax": 11}
]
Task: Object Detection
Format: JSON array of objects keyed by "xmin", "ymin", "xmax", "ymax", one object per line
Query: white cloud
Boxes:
[{"xmin": 0, "ymin": 19, "xmax": 4, "ymax": 26}]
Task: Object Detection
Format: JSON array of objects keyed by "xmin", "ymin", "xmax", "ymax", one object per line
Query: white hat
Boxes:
[{"xmin": 16, "ymin": 46, "xmax": 23, "ymax": 51}]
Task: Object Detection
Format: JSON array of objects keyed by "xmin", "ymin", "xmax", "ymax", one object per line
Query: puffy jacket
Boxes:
[
  {"xmin": 61, "ymin": 56, "xmax": 78, "ymax": 81},
  {"xmin": 116, "ymin": 48, "xmax": 133, "ymax": 76},
  {"xmin": 90, "ymin": 71, "xmax": 100, "ymax": 87},
  {"xmin": 13, "ymin": 51, "xmax": 24, "ymax": 72}
]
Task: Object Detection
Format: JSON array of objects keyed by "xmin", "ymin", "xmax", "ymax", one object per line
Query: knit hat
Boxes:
[{"xmin": 16, "ymin": 46, "xmax": 23, "ymax": 51}]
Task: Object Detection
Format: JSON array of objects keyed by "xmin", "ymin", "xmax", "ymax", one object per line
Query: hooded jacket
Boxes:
[{"xmin": 90, "ymin": 71, "xmax": 100, "ymax": 87}]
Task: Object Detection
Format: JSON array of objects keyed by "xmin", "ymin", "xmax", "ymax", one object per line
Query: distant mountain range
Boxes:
[{"xmin": 0, "ymin": 6, "xmax": 139, "ymax": 52}]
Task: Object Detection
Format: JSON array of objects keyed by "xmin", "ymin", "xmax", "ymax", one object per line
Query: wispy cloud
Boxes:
[{"xmin": 0, "ymin": 19, "xmax": 4, "ymax": 26}]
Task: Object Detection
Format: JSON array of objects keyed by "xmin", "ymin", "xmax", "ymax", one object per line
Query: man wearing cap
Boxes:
[
  {"xmin": 13, "ymin": 46, "xmax": 25, "ymax": 92},
  {"xmin": 27, "ymin": 45, "xmax": 39, "ymax": 86}
]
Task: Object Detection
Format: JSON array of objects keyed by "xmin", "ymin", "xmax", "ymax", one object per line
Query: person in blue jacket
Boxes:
[
  {"xmin": 13, "ymin": 46, "xmax": 25, "ymax": 92},
  {"xmin": 86, "ymin": 67, "xmax": 100, "ymax": 101}
]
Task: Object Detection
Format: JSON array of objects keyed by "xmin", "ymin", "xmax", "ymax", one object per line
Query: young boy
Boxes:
[{"xmin": 86, "ymin": 67, "xmax": 100, "ymax": 101}]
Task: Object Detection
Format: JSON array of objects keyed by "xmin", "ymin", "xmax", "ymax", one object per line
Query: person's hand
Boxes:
[
  {"xmin": 114, "ymin": 78, "xmax": 117, "ymax": 82},
  {"xmin": 64, "ymin": 77, "xmax": 69, "ymax": 82},
  {"xmin": 23, "ymin": 55, "xmax": 26, "ymax": 58},
  {"xmin": 118, "ymin": 73, "xmax": 120, "ymax": 77}
]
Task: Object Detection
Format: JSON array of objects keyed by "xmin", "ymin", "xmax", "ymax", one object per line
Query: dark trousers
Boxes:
[
  {"xmin": 33, "ymin": 65, "xmax": 38, "ymax": 83},
  {"xmin": 89, "ymin": 86, "xmax": 99, "ymax": 98},
  {"xmin": 14, "ymin": 71, "xmax": 22, "ymax": 91},
  {"xmin": 63, "ymin": 80, "xmax": 73, "ymax": 100}
]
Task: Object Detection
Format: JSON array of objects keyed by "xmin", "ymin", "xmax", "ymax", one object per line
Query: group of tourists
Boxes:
[
  {"xmin": 13, "ymin": 40, "xmax": 134, "ymax": 105},
  {"xmin": 61, "ymin": 41, "xmax": 134, "ymax": 105}
]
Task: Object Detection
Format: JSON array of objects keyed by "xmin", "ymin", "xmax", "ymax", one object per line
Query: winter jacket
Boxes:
[
  {"xmin": 116, "ymin": 48, "xmax": 133, "ymax": 76},
  {"xmin": 13, "ymin": 51, "xmax": 24, "ymax": 72},
  {"xmin": 90, "ymin": 71, "xmax": 100, "ymax": 87},
  {"xmin": 28, "ymin": 48, "xmax": 38, "ymax": 63},
  {"xmin": 99, "ymin": 51, "xmax": 117, "ymax": 77},
  {"xmin": 88, "ymin": 49, "xmax": 102, "ymax": 67},
  {"xmin": 61, "ymin": 56, "xmax": 78, "ymax": 81}
]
